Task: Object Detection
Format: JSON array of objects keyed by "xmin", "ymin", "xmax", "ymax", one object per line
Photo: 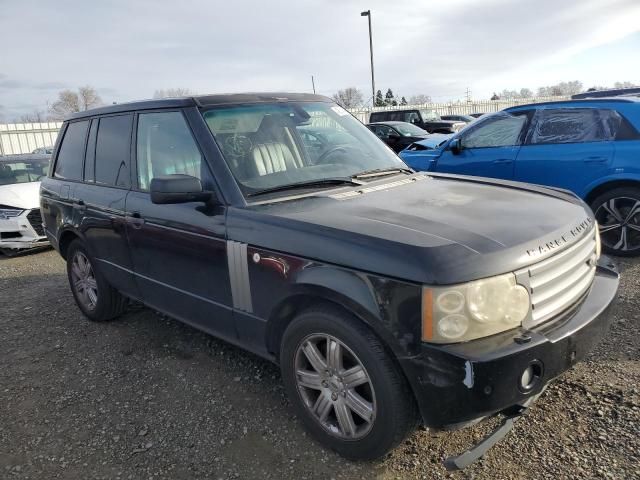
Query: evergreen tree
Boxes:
[
  {"xmin": 384, "ymin": 88, "xmax": 395, "ymax": 106},
  {"xmin": 400, "ymin": 96, "xmax": 408, "ymax": 105},
  {"xmin": 374, "ymin": 90, "xmax": 385, "ymax": 107}
]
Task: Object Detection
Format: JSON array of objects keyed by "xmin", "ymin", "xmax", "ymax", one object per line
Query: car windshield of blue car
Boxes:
[
  {"xmin": 202, "ymin": 102, "xmax": 407, "ymax": 197},
  {"xmin": 394, "ymin": 123, "xmax": 428, "ymax": 136},
  {"xmin": 0, "ymin": 158, "xmax": 50, "ymax": 186}
]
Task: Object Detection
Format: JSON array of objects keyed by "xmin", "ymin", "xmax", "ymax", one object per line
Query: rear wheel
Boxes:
[
  {"xmin": 66, "ymin": 239, "xmax": 127, "ymax": 321},
  {"xmin": 591, "ymin": 187, "xmax": 640, "ymax": 257},
  {"xmin": 280, "ymin": 305, "xmax": 418, "ymax": 460}
]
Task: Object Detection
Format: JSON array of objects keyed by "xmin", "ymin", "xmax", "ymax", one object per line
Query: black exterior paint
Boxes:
[{"xmin": 41, "ymin": 94, "xmax": 619, "ymax": 430}]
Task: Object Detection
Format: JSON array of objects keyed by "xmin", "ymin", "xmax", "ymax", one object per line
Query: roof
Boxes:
[
  {"xmin": 505, "ymin": 97, "xmax": 640, "ymax": 112},
  {"xmin": 0, "ymin": 154, "xmax": 50, "ymax": 162},
  {"xmin": 367, "ymin": 121, "xmax": 412, "ymax": 125},
  {"xmin": 67, "ymin": 92, "xmax": 332, "ymax": 121}
]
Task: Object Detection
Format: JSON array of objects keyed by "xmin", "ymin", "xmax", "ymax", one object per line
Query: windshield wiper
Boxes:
[
  {"xmin": 351, "ymin": 166, "xmax": 414, "ymax": 179},
  {"xmin": 247, "ymin": 178, "xmax": 364, "ymax": 197}
]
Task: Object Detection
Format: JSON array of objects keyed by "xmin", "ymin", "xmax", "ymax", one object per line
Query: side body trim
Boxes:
[{"xmin": 227, "ymin": 240, "xmax": 253, "ymax": 312}]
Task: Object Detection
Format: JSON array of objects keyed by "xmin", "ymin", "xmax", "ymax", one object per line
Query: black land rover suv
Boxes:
[{"xmin": 41, "ymin": 93, "xmax": 618, "ymax": 467}]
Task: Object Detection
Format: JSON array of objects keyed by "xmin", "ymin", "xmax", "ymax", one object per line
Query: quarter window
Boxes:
[
  {"xmin": 54, "ymin": 120, "xmax": 89, "ymax": 181},
  {"xmin": 527, "ymin": 108, "xmax": 609, "ymax": 144},
  {"xmin": 461, "ymin": 114, "xmax": 526, "ymax": 148},
  {"xmin": 95, "ymin": 114, "xmax": 133, "ymax": 187},
  {"xmin": 136, "ymin": 112, "xmax": 202, "ymax": 191}
]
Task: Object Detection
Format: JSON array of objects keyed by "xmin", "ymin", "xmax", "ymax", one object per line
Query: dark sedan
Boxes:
[{"xmin": 367, "ymin": 121, "xmax": 430, "ymax": 152}]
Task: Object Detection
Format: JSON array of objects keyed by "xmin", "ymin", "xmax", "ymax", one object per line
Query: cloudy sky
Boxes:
[{"xmin": 1, "ymin": 0, "xmax": 639, "ymax": 120}]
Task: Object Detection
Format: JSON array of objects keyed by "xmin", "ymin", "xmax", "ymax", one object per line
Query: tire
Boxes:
[
  {"xmin": 280, "ymin": 305, "xmax": 418, "ymax": 460},
  {"xmin": 590, "ymin": 186, "xmax": 640, "ymax": 257},
  {"xmin": 66, "ymin": 239, "xmax": 127, "ymax": 321}
]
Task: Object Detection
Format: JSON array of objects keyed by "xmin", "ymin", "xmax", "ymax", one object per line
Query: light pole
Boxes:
[{"xmin": 361, "ymin": 10, "xmax": 375, "ymax": 106}]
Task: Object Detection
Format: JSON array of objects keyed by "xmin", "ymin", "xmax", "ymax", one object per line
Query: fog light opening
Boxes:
[{"xmin": 519, "ymin": 361, "xmax": 543, "ymax": 392}]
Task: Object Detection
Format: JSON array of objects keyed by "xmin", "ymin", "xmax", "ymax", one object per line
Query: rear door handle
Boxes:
[
  {"xmin": 584, "ymin": 156, "xmax": 608, "ymax": 163},
  {"xmin": 126, "ymin": 212, "xmax": 145, "ymax": 229},
  {"xmin": 492, "ymin": 159, "xmax": 513, "ymax": 164}
]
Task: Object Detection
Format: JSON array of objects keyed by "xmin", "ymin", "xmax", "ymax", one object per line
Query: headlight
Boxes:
[
  {"xmin": 0, "ymin": 208, "xmax": 25, "ymax": 219},
  {"xmin": 422, "ymin": 273, "xmax": 530, "ymax": 343}
]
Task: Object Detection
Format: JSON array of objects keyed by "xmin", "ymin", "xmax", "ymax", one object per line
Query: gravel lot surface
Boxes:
[{"xmin": 0, "ymin": 249, "xmax": 638, "ymax": 480}]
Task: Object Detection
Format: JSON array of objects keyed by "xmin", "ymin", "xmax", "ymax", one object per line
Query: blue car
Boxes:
[{"xmin": 400, "ymin": 97, "xmax": 640, "ymax": 256}]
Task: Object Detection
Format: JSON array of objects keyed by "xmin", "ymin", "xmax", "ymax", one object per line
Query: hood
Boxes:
[
  {"xmin": 0, "ymin": 182, "xmax": 41, "ymax": 209},
  {"xmin": 412, "ymin": 134, "xmax": 452, "ymax": 149},
  {"xmin": 228, "ymin": 174, "xmax": 593, "ymax": 285}
]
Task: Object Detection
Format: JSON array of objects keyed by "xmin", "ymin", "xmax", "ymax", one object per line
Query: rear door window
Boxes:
[
  {"xmin": 135, "ymin": 111, "xmax": 203, "ymax": 191},
  {"xmin": 54, "ymin": 120, "xmax": 89, "ymax": 181},
  {"xmin": 526, "ymin": 108, "xmax": 610, "ymax": 144},
  {"xmin": 95, "ymin": 114, "xmax": 133, "ymax": 188}
]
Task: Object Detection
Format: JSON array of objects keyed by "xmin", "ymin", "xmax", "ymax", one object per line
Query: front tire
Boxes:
[
  {"xmin": 591, "ymin": 187, "xmax": 640, "ymax": 257},
  {"xmin": 280, "ymin": 305, "xmax": 418, "ymax": 460},
  {"xmin": 66, "ymin": 239, "xmax": 127, "ymax": 321}
]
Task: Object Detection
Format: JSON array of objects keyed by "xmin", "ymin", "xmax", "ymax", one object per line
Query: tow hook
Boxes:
[{"xmin": 443, "ymin": 395, "xmax": 540, "ymax": 471}]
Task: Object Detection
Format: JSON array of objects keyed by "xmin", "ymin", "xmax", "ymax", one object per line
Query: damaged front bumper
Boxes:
[
  {"xmin": 398, "ymin": 258, "xmax": 618, "ymax": 465},
  {"xmin": 0, "ymin": 210, "xmax": 48, "ymax": 251}
]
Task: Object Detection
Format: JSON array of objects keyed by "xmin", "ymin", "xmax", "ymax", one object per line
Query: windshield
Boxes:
[
  {"xmin": 421, "ymin": 110, "xmax": 440, "ymax": 122},
  {"xmin": 0, "ymin": 158, "xmax": 50, "ymax": 186},
  {"xmin": 202, "ymin": 102, "xmax": 406, "ymax": 196},
  {"xmin": 394, "ymin": 123, "xmax": 428, "ymax": 136}
]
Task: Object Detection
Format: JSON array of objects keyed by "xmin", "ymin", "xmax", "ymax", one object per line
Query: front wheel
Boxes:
[
  {"xmin": 591, "ymin": 187, "xmax": 640, "ymax": 257},
  {"xmin": 280, "ymin": 305, "xmax": 418, "ymax": 460}
]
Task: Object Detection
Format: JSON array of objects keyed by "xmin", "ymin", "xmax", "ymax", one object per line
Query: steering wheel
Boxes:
[
  {"xmin": 224, "ymin": 134, "xmax": 253, "ymax": 157},
  {"xmin": 315, "ymin": 146, "xmax": 350, "ymax": 165}
]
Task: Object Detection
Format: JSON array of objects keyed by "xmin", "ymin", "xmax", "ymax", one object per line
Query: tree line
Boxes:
[
  {"xmin": 11, "ymin": 80, "xmax": 639, "ymax": 123},
  {"xmin": 332, "ymin": 87, "xmax": 431, "ymax": 109}
]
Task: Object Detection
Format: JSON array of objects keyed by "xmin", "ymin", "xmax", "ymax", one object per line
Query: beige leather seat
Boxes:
[{"xmin": 251, "ymin": 142, "xmax": 300, "ymax": 176}]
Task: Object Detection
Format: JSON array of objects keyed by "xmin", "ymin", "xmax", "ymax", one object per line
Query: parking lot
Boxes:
[{"xmin": 0, "ymin": 249, "xmax": 637, "ymax": 479}]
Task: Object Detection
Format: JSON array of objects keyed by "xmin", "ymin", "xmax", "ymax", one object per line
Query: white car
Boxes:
[{"xmin": 0, "ymin": 154, "xmax": 51, "ymax": 255}]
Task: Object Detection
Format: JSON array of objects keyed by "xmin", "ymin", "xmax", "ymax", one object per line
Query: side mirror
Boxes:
[
  {"xmin": 449, "ymin": 138, "xmax": 462, "ymax": 155},
  {"xmin": 150, "ymin": 174, "xmax": 213, "ymax": 204}
]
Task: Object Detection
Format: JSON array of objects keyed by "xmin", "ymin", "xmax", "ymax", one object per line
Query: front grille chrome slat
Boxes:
[
  {"xmin": 529, "ymin": 239, "xmax": 595, "ymax": 290},
  {"xmin": 525, "ymin": 227, "xmax": 597, "ymax": 326}
]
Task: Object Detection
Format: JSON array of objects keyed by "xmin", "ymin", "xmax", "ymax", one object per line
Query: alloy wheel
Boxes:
[
  {"xmin": 294, "ymin": 334, "xmax": 376, "ymax": 440},
  {"xmin": 595, "ymin": 197, "xmax": 640, "ymax": 252},
  {"xmin": 70, "ymin": 251, "xmax": 98, "ymax": 310}
]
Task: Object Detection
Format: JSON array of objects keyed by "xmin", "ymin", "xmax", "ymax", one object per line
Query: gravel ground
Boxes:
[{"xmin": 0, "ymin": 249, "xmax": 638, "ymax": 480}]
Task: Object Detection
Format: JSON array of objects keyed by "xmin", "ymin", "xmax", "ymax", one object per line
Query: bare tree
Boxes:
[
  {"xmin": 49, "ymin": 86, "xmax": 103, "ymax": 119},
  {"xmin": 19, "ymin": 110, "xmax": 48, "ymax": 123},
  {"xmin": 153, "ymin": 88, "xmax": 196, "ymax": 99},
  {"xmin": 331, "ymin": 87, "xmax": 364, "ymax": 109},
  {"xmin": 408, "ymin": 94, "xmax": 431, "ymax": 105},
  {"xmin": 537, "ymin": 81, "xmax": 583, "ymax": 97},
  {"xmin": 614, "ymin": 81, "xmax": 637, "ymax": 89},
  {"xmin": 519, "ymin": 88, "xmax": 533, "ymax": 98},
  {"xmin": 78, "ymin": 86, "xmax": 102, "ymax": 111}
]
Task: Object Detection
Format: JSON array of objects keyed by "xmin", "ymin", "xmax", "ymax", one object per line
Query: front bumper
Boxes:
[
  {"xmin": 0, "ymin": 210, "xmax": 48, "ymax": 250},
  {"xmin": 399, "ymin": 258, "xmax": 619, "ymax": 428}
]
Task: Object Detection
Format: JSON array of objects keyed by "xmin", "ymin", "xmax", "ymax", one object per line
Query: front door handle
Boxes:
[
  {"xmin": 492, "ymin": 158, "xmax": 513, "ymax": 164},
  {"xmin": 73, "ymin": 199, "xmax": 87, "ymax": 212},
  {"xmin": 126, "ymin": 212, "xmax": 145, "ymax": 229}
]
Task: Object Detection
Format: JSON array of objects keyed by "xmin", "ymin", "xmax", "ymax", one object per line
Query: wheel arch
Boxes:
[
  {"xmin": 57, "ymin": 228, "xmax": 82, "ymax": 260},
  {"xmin": 264, "ymin": 268, "xmax": 405, "ymax": 363},
  {"xmin": 584, "ymin": 178, "xmax": 640, "ymax": 206}
]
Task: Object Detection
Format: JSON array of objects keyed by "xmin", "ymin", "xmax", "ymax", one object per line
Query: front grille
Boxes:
[
  {"xmin": 524, "ymin": 227, "xmax": 597, "ymax": 327},
  {"xmin": 27, "ymin": 209, "xmax": 45, "ymax": 236}
]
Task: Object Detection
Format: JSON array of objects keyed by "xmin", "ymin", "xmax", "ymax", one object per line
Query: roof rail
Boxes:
[{"xmin": 572, "ymin": 87, "xmax": 640, "ymax": 99}]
